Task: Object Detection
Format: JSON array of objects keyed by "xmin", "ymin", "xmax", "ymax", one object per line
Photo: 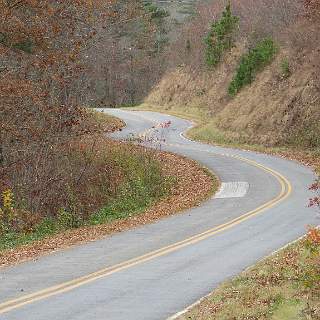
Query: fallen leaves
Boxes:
[
  {"xmin": 178, "ymin": 239, "xmax": 320, "ymax": 320},
  {"xmin": 0, "ymin": 151, "xmax": 216, "ymax": 268}
]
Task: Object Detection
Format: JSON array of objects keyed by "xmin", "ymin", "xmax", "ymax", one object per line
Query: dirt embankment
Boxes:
[{"xmin": 146, "ymin": 4, "xmax": 320, "ymax": 150}]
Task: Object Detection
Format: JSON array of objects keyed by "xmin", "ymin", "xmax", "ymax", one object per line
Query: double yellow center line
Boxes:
[{"xmin": 0, "ymin": 155, "xmax": 291, "ymax": 314}]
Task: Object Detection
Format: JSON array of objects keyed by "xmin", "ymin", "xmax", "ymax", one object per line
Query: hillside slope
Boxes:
[{"xmin": 145, "ymin": 1, "xmax": 320, "ymax": 149}]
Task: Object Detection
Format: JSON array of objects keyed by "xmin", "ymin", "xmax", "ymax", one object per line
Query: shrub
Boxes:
[
  {"xmin": 303, "ymin": 227, "xmax": 320, "ymax": 291},
  {"xmin": 57, "ymin": 209, "xmax": 83, "ymax": 229},
  {"xmin": 89, "ymin": 144, "xmax": 173, "ymax": 225},
  {"xmin": 0, "ymin": 32, "xmax": 33, "ymax": 53},
  {"xmin": 302, "ymin": 171, "xmax": 320, "ymax": 291},
  {"xmin": 204, "ymin": 3, "xmax": 239, "ymax": 67},
  {"xmin": 228, "ymin": 38, "xmax": 278, "ymax": 96},
  {"xmin": 0, "ymin": 189, "xmax": 14, "ymax": 227},
  {"xmin": 281, "ymin": 58, "xmax": 291, "ymax": 78},
  {"xmin": 144, "ymin": 3, "xmax": 169, "ymax": 19},
  {"xmin": 0, "ymin": 32, "xmax": 7, "ymax": 43},
  {"xmin": 13, "ymin": 39, "xmax": 33, "ymax": 53}
]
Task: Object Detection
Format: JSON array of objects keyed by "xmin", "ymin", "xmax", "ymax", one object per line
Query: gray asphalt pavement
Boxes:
[{"xmin": 1, "ymin": 109, "xmax": 318, "ymax": 320}]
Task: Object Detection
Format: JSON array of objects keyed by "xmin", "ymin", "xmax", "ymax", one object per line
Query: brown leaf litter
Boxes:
[{"xmin": 0, "ymin": 151, "xmax": 217, "ymax": 268}]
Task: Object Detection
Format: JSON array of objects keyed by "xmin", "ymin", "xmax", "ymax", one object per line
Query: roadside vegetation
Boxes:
[
  {"xmin": 178, "ymin": 170, "xmax": 320, "ymax": 320},
  {"xmin": 0, "ymin": 142, "xmax": 217, "ymax": 267},
  {"xmin": 204, "ymin": 3, "xmax": 239, "ymax": 68},
  {"xmin": 188, "ymin": 121, "xmax": 320, "ymax": 170},
  {"xmin": 228, "ymin": 38, "xmax": 278, "ymax": 96},
  {"xmin": 135, "ymin": 2, "xmax": 320, "ymax": 317},
  {"xmin": 0, "ymin": 135, "xmax": 173, "ymax": 251},
  {"xmin": 179, "ymin": 227, "xmax": 320, "ymax": 320},
  {"xmin": 146, "ymin": 0, "xmax": 320, "ymax": 150},
  {"xmin": 89, "ymin": 110, "xmax": 125, "ymax": 133}
]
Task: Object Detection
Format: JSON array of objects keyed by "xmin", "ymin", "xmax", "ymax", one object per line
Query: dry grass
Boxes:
[
  {"xmin": 145, "ymin": 8, "xmax": 320, "ymax": 150},
  {"xmin": 178, "ymin": 233, "xmax": 320, "ymax": 320},
  {"xmin": 146, "ymin": 42, "xmax": 320, "ymax": 150},
  {"xmin": 134, "ymin": 104, "xmax": 320, "ymax": 170},
  {"xmin": 188, "ymin": 121, "xmax": 320, "ymax": 170}
]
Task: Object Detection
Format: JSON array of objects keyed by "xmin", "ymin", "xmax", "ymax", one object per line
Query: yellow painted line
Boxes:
[{"xmin": 0, "ymin": 155, "xmax": 291, "ymax": 315}]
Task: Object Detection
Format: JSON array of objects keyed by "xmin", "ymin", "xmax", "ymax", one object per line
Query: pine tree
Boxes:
[{"xmin": 204, "ymin": 2, "xmax": 239, "ymax": 67}]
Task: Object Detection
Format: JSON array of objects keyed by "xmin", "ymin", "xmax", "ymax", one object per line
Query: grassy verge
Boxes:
[
  {"xmin": 88, "ymin": 146, "xmax": 173, "ymax": 226},
  {"xmin": 1, "ymin": 149, "xmax": 217, "ymax": 267},
  {"xmin": 189, "ymin": 121, "xmax": 320, "ymax": 169},
  {"xmin": 133, "ymin": 104, "xmax": 320, "ymax": 169},
  {"xmin": 133, "ymin": 103, "xmax": 208, "ymax": 123},
  {"xmin": 134, "ymin": 103, "xmax": 319, "ymax": 320},
  {"xmin": 0, "ymin": 142, "xmax": 172, "ymax": 252},
  {"xmin": 179, "ymin": 230, "xmax": 320, "ymax": 320}
]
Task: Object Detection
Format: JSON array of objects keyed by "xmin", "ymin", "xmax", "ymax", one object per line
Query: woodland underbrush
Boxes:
[{"xmin": 0, "ymin": 128, "xmax": 172, "ymax": 251}]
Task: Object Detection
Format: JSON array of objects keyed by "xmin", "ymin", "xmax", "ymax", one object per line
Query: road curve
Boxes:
[{"xmin": 1, "ymin": 109, "xmax": 318, "ymax": 320}]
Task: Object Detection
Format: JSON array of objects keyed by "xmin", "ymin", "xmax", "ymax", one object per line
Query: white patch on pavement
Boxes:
[{"xmin": 215, "ymin": 182, "xmax": 249, "ymax": 198}]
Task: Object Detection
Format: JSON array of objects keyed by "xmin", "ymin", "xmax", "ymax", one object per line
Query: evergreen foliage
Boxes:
[
  {"xmin": 204, "ymin": 3, "xmax": 239, "ymax": 67},
  {"xmin": 228, "ymin": 38, "xmax": 278, "ymax": 96},
  {"xmin": 144, "ymin": 2, "xmax": 169, "ymax": 19}
]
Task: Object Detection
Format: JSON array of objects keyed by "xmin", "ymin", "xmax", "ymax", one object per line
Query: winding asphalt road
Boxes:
[{"xmin": 1, "ymin": 109, "xmax": 318, "ymax": 320}]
